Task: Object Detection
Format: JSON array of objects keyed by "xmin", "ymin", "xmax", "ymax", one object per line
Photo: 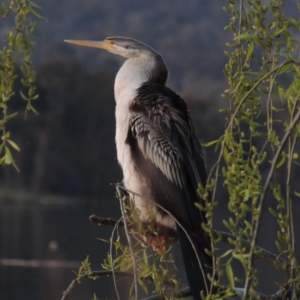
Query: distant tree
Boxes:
[
  {"xmin": 62, "ymin": 0, "xmax": 300, "ymax": 299},
  {"xmin": 0, "ymin": 0, "xmax": 41, "ymax": 170},
  {"xmin": 33, "ymin": 61, "xmax": 118, "ymax": 196}
]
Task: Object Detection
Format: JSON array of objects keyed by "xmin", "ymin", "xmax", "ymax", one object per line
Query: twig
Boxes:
[
  {"xmin": 110, "ymin": 217, "xmax": 123, "ymax": 300},
  {"xmin": 141, "ymin": 286, "xmax": 191, "ymax": 300},
  {"xmin": 60, "ymin": 270, "xmax": 134, "ymax": 300},
  {"xmin": 89, "ymin": 215, "xmax": 121, "ymax": 227}
]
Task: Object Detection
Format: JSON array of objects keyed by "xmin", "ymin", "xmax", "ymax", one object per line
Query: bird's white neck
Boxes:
[{"xmin": 114, "ymin": 56, "xmax": 155, "ymax": 103}]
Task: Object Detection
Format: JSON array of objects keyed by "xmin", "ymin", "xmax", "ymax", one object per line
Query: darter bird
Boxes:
[{"xmin": 65, "ymin": 37, "xmax": 215, "ymax": 299}]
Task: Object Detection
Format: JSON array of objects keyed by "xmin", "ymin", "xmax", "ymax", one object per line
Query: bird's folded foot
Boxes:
[{"xmin": 148, "ymin": 236, "xmax": 167, "ymax": 253}]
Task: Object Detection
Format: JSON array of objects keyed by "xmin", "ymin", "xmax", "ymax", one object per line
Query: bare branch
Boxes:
[{"xmin": 89, "ymin": 215, "xmax": 122, "ymax": 227}]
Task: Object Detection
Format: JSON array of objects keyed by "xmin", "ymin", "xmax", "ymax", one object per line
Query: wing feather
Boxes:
[
  {"xmin": 128, "ymin": 82, "xmax": 207, "ymax": 230},
  {"xmin": 130, "ymin": 114, "xmax": 185, "ymax": 187}
]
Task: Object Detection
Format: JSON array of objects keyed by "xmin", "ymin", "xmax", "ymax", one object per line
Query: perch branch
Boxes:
[
  {"xmin": 89, "ymin": 215, "xmax": 122, "ymax": 227},
  {"xmin": 89, "ymin": 215, "xmax": 290, "ymax": 271}
]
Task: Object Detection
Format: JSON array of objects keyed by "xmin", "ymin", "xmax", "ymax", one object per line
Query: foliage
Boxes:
[
  {"xmin": 204, "ymin": 0, "xmax": 300, "ymax": 298},
  {"xmin": 0, "ymin": 0, "xmax": 40, "ymax": 170}
]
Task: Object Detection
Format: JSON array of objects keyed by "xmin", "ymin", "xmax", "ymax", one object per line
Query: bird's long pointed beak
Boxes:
[{"xmin": 64, "ymin": 40, "xmax": 111, "ymax": 50}]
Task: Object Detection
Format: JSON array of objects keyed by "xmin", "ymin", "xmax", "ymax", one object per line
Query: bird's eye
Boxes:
[
  {"xmin": 125, "ymin": 45, "xmax": 129, "ymax": 49},
  {"xmin": 110, "ymin": 41, "xmax": 115, "ymax": 45}
]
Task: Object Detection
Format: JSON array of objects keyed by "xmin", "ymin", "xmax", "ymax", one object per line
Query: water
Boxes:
[{"xmin": 0, "ymin": 200, "xmax": 120, "ymax": 300}]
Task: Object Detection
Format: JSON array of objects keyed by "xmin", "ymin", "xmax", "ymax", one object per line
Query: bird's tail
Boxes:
[{"xmin": 176, "ymin": 224, "xmax": 216, "ymax": 300}]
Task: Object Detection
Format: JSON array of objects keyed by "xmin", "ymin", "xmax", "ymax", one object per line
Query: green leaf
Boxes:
[
  {"xmin": 285, "ymin": 79, "xmax": 300, "ymax": 97},
  {"xmin": 234, "ymin": 33, "xmax": 254, "ymax": 40},
  {"xmin": 91, "ymin": 293, "xmax": 98, "ymax": 300},
  {"xmin": 219, "ymin": 249, "xmax": 234, "ymax": 259},
  {"xmin": 276, "ymin": 152, "xmax": 286, "ymax": 168},
  {"xmin": 142, "ymin": 249, "xmax": 148, "ymax": 265},
  {"xmin": 226, "ymin": 259, "xmax": 235, "ymax": 288},
  {"xmin": 26, "ymin": 103, "xmax": 39, "ymax": 115},
  {"xmin": 4, "ymin": 112, "xmax": 18, "ymax": 121},
  {"xmin": 20, "ymin": 90, "xmax": 29, "ymax": 101},
  {"xmin": 138, "ymin": 277, "xmax": 148, "ymax": 294},
  {"xmin": 269, "ymin": 207, "xmax": 278, "ymax": 217},
  {"xmin": 30, "ymin": 7, "xmax": 43, "ymax": 19},
  {"xmin": 0, "ymin": 143, "xmax": 4, "ymax": 154},
  {"xmin": 203, "ymin": 139, "xmax": 219, "ymax": 147},
  {"xmin": 223, "ymin": 145, "xmax": 229, "ymax": 162},
  {"xmin": 275, "ymin": 241, "xmax": 282, "ymax": 252},
  {"xmin": 7, "ymin": 139, "xmax": 20, "ymax": 151},
  {"xmin": 97, "ymin": 238, "xmax": 109, "ymax": 243},
  {"xmin": 245, "ymin": 42, "xmax": 254, "ymax": 62},
  {"xmin": 278, "ymin": 62, "xmax": 291, "ymax": 75},
  {"xmin": 30, "ymin": 2, "xmax": 42, "ymax": 9},
  {"xmin": 4, "ymin": 146, "xmax": 19, "ymax": 172}
]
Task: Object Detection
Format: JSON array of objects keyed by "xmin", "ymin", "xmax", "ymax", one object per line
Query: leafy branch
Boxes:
[{"xmin": 0, "ymin": 0, "xmax": 42, "ymax": 169}]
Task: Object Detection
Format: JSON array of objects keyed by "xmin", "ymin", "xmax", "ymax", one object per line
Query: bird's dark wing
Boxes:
[
  {"xmin": 127, "ymin": 82, "xmax": 207, "ymax": 231},
  {"xmin": 129, "ymin": 113, "xmax": 185, "ymax": 188}
]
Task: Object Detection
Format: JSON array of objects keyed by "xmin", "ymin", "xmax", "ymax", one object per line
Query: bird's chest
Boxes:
[
  {"xmin": 115, "ymin": 98, "xmax": 150, "ymax": 207},
  {"xmin": 115, "ymin": 100, "xmax": 132, "ymax": 169},
  {"xmin": 114, "ymin": 61, "xmax": 146, "ymax": 178}
]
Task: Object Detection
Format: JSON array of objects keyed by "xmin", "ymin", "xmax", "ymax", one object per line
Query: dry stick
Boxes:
[
  {"xmin": 243, "ymin": 109, "xmax": 300, "ymax": 299},
  {"xmin": 112, "ymin": 183, "xmax": 210, "ymax": 295},
  {"xmin": 89, "ymin": 215, "xmax": 120, "ymax": 226},
  {"xmin": 116, "ymin": 185, "xmax": 139, "ymax": 300}
]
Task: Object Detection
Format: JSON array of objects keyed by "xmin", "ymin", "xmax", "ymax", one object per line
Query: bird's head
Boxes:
[{"xmin": 65, "ymin": 36, "xmax": 156, "ymax": 59}]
